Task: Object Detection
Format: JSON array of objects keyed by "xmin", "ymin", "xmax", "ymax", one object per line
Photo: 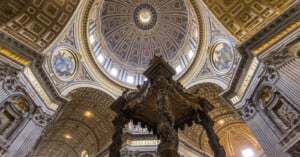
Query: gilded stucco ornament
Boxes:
[
  {"xmin": 3, "ymin": 76, "xmax": 23, "ymax": 94},
  {"xmin": 238, "ymin": 100, "xmax": 257, "ymax": 121},
  {"xmin": 203, "ymin": 0, "xmax": 295, "ymax": 41},
  {"xmin": 0, "ymin": 62, "xmax": 18, "ymax": 83}
]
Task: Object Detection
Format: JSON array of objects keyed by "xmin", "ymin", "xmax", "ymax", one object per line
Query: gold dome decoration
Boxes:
[
  {"xmin": 86, "ymin": 0, "xmax": 201, "ymax": 88},
  {"xmin": 99, "ymin": 0, "xmax": 189, "ymax": 68}
]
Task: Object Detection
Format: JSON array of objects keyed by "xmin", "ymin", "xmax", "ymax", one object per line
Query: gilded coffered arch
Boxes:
[
  {"xmin": 0, "ymin": 0, "xmax": 31, "ymax": 28},
  {"xmin": 203, "ymin": 0, "xmax": 296, "ymax": 41},
  {"xmin": 179, "ymin": 83, "xmax": 263, "ymax": 156},
  {"xmin": 32, "ymin": 88, "xmax": 116, "ymax": 157},
  {"xmin": 0, "ymin": 0, "xmax": 80, "ymax": 52},
  {"xmin": 218, "ymin": 124, "xmax": 263, "ymax": 157}
]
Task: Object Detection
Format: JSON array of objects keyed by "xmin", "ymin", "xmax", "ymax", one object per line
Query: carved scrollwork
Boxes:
[
  {"xmin": 32, "ymin": 107, "xmax": 52, "ymax": 127},
  {"xmin": 263, "ymin": 48, "xmax": 293, "ymax": 69},
  {"xmin": 2, "ymin": 76, "xmax": 23, "ymax": 94},
  {"xmin": 238, "ymin": 100, "xmax": 257, "ymax": 121},
  {"xmin": 259, "ymin": 65, "xmax": 279, "ymax": 83},
  {"xmin": 259, "ymin": 48, "xmax": 295, "ymax": 83},
  {"xmin": 0, "ymin": 62, "xmax": 18, "ymax": 83}
]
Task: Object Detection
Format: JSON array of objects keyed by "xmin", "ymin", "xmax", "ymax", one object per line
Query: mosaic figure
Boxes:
[
  {"xmin": 52, "ymin": 49, "xmax": 76, "ymax": 80},
  {"xmin": 212, "ymin": 42, "xmax": 234, "ymax": 72}
]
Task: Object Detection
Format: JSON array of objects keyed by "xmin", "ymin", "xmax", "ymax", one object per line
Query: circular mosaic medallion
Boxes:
[
  {"xmin": 212, "ymin": 42, "xmax": 234, "ymax": 73},
  {"xmin": 51, "ymin": 48, "xmax": 77, "ymax": 80},
  {"xmin": 134, "ymin": 4, "xmax": 157, "ymax": 30}
]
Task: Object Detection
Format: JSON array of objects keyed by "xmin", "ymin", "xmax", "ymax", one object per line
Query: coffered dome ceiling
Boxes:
[
  {"xmin": 101, "ymin": 0, "xmax": 188, "ymax": 68},
  {"xmin": 87, "ymin": 0, "xmax": 201, "ymax": 87}
]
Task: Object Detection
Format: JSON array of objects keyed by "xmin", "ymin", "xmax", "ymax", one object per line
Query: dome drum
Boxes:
[{"xmin": 87, "ymin": 0, "xmax": 202, "ymax": 88}]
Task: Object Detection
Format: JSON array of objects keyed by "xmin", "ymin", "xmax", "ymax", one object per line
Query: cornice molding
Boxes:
[
  {"xmin": 223, "ymin": 2, "xmax": 300, "ymax": 101},
  {"xmin": 0, "ymin": 32, "xmax": 67, "ymax": 107}
]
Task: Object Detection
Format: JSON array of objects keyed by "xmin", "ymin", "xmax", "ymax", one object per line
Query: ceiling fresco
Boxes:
[{"xmin": 190, "ymin": 37, "xmax": 241, "ymax": 89}]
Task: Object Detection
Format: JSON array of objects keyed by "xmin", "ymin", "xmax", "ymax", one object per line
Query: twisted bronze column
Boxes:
[
  {"xmin": 109, "ymin": 114, "xmax": 129, "ymax": 157},
  {"xmin": 196, "ymin": 110, "xmax": 226, "ymax": 157},
  {"xmin": 157, "ymin": 88, "xmax": 179, "ymax": 157}
]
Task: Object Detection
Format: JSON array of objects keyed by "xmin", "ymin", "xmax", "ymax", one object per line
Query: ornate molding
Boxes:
[
  {"xmin": 0, "ymin": 45, "xmax": 30, "ymax": 65},
  {"xmin": 0, "ymin": 61, "xmax": 18, "ymax": 83},
  {"xmin": 262, "ymin": 47, "xmax": 294, "ymax": 69},
  {"xmin": 253, "ymin": 20, "xmax": 300, "ymax": 55},
  {"xmin": 2, "ymin": 76, "xmax": 24, "ymax": 94},
  {"xmin": 203, "ymin": 0, "xmax": 296, "ymax": 41},
  {"xmin": 238, "ymin": 99, "xmax": 257, "ymax": 121},
  {"xmin": 223, "ymin": 2, "xmax": 300, "ymax": 100},
  {"xmin": 0, "ymin": 32, "xmax": 40, "ymax": 60},
  {"xmin": 32, "ymin": 107, "xmax": 53, "ymax": 127},
  {"xmin": 240, "ymin": 2, "xmax": 300, "ymax": 52},
  {"xmin": 0, "ymin": 32, "xmax": 67, "ymax": 107}
]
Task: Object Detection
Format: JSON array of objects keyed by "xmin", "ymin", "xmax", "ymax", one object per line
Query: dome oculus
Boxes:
[{"xmin": 134, "ymin": 4, "xmax": 157, "ymax": 30}]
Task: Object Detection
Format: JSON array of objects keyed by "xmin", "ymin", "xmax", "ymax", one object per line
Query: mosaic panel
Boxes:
[
  {"xmin": 211, "ymin": 42, "xmax": 234, "ymax": 73},
  {"xmin": 51, "ymin": 47, "xmax": 77, "ymax": 81}
]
